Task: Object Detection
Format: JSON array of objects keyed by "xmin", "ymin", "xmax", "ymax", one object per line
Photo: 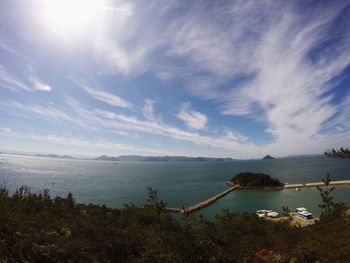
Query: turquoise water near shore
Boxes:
[{"xmin": 1, "ymin": 153, "xmax": 350, "ymax": 217}]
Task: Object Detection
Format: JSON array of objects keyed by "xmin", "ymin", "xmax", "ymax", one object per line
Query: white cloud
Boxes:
[
  {"xmin": 3, "ymin": 131, "xmax": 193, "ymax": 156},
  {"xmin": 82, "ymin": 0, "xmax": 349, "ymax": 156},
  {"xmin": 0, "ymin": 100, "xmax": 72, "ymax": 122},
  {"xmin": 0, "ymin": 64, "xmax": 52, "ymax": 92},
  {"xmin": 96, "ymin": 41, "xmax": 150, "ymax": 76},
  {"xmin": 326, "ymin": 93, "xmax": 350, "ymax": 132},
  {"xmin": 27, "ymin": 65, "xmax": 52, "ymax": 91},
  {"xmin": 0, "ymin": 127, "xmax": 12, "ymax": 133},
  {"xmin": 155, "ymin": 71, "xmax": 172, "ymax": 81},
  {"xmin": 115, "ymin": 130, "xmax": 129, "ymax": 136},
  {"xmin": 155, "ymin": 1, "xmax": 349, "ymax": 154},
  {"xmin": 63, "ymin": 99, "xmax": 253, "ymax": 155},
  {"xmin": 223, "ymin": 130, "xmax": 248, "ymax": 143},
  {"xmin": 3, "ymin": 1, "xmax": 350, "ymax": 157},
  {"xmin": 95, "ymin": 108, "xmax": 253, "ymax": 152},
  {"xmin": 30, "ymin": 77, "xmax": 52, "ymax": 91},
  {"xmin": 4, "ymin": 95, "xmax": 346, "ymax": 158},
  {"xmin": 73, "ymin": 79, "xmax": 132, "ymax": 109},
  {"xmin": 0, "ymin": 100, "xmax": 98, "ymax": 132},
  {"xmin": 142, "ymin": 99, "xmax": 156, "ymax": 121},
  {"xmin": 177, "ymin": 103, "xmax": 207, "ymax": 130},
  {"xmin": 0, "ymin": 40, "xmax": 22, "ymax": 56},
  {"xmin": 214, "ymin": 5, "xmax": 350, "ymax": 150},
  {"xmin": 21, "ymin": 97, "xmax": 342, "ymax": 158},
  {"xmin": 0, "ymin": 65, "xmax": 31, "ymax": 92}
]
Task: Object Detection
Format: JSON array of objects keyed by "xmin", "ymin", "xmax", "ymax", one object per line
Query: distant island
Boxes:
[
  {"xmin": 94, "ymin": 155, "xmax": 235, "ymax": 162},
  {"xmin": 262, "ymin": 155, "xmax": 274, "ymax": 160},
  {"xmin": 230, "ymin": 172, "xmax": 284, "ymax": 187},
  {"xmin": 94, "ymin": 155, "xmax": 120, "ymax": 161},
  {"xmin": 36, "ymin": 154, "xmax": 74, "ymax": 159}
]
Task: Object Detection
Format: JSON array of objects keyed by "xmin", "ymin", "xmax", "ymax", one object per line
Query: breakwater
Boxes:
[
  {"xmin": 166, "ymin": 186, "xmax": 237, "ymax": 214},
  {"xmin": 284, "ymin": 179, "xmax": 350, "ymax": 189},
  {"xmin": 167, "ymin": 179, "xmax": 350, "ymax": 214}
]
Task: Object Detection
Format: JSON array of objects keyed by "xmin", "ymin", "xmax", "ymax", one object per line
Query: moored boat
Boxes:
[{"xmin": 296, "ymin": 207, "xmax": 313, "ymax": 219}]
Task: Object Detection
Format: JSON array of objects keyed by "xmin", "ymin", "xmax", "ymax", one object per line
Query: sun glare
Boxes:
[{"xmin": 40, "ymin": 0, "xmax": 99, "ymax": 35}]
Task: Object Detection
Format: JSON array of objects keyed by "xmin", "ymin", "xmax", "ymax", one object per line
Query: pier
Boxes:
[
  {"xmin": 166, "ymin": 186, "xmax": 237, "ymax": 214},
  {"xmin": 166, "ymin": 179, "xmax": 350, "ymax": 214},
  {"xmin": 283, "ymin": 179, "xmax": 350, "ymax": 189}
]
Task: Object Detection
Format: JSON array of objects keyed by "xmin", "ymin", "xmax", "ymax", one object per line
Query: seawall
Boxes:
[{"xmin": 166, "ymin": 186, "xmax": 237, "ymax": 214}]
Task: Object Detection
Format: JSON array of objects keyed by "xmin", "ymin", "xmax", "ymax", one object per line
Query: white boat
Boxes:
[
  {"xmin": 256, "ymin": 210, "xmax": 267, "ymax": 218},
  {"xmin": 296, "ymin": 207, "xmax": 313, "ymax": 219},
  {"xmin": 256, "ymin": 209, "xmax": 279, "ymax": 218},
  {"xmin": 266, "ymin": 211, "xmax": 279, "ymax": 218}
]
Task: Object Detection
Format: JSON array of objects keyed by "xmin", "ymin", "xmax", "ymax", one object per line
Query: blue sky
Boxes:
[{"xmin": 0, "ymin": 0, "xmax": 350, "ymax": 158}]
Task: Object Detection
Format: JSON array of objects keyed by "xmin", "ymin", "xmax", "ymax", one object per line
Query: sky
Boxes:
[{"xmin": 0, "ymin": 0, "xmax": 350, "ymax": 158}]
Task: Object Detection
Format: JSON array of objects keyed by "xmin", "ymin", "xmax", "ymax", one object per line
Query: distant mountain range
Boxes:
[
  {"xmin": 1, "ymin": 150, "xmax": 324, "ymax": 161},
  {"xmin": 36, "ymin": 154, "xmax": 74, "ymax": 159},
  {"xmin": 94, "ymin": 155, "xmax": 235, "ymax": 162}
]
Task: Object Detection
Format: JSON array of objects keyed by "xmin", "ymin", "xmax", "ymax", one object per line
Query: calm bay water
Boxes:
[{"xmin": 1, "ymin": 153, "xmax": 350, "ymax": 218}]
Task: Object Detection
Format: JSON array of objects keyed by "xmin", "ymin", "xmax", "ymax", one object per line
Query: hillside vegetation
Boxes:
[
  {"xmin": 0, "ymin": 182, "xmax": 349, "ymax": 262},
  {"xmin": 0, "ymin": 148, "xmax": 349, "ymax": 262}
]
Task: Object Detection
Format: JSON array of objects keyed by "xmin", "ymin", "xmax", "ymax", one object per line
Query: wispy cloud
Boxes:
[
  {"xmin": 2, "ymin": 130, "xmax": 192, "ymax": 156},
  {"xmin": 0, "ymin": 65, "xmax": 31, "ymax": 92},
  {"xmin": 28, "ymin": 66, "xmax": 52, "ymax": 92},
  {"xmin": 211, "ymin": 3, "xmax": 350, "ymax": 150},
  {"xmin": 177, "ymin": 103, "xmax": 207, "ymax": 130},
  {"xmin": 95, "ymin": 41, "xmax": 150, "ymax": 76},
  {"xmin": 2, "ymin": 1, "xmax": 350, "ymax": 157},
  {"xmin": 91, "ymin": 0, "xmax": 349, "ymax": 154},
  {"xmin": 85, "ymin": 0, "xmax": 350, "ymax": 155},
  {"xmin": 142, "ymin": 99, "xmax": 155, "ymax": 120},
  {"xmin": 96, "ymin": 108, "xmax": 255, "ymax": 153},
  {"xmin": 0, "ymin": 39, "xmax": 22, "ymax": 56},
  {"xmin": 155, "ymin": 71, "xmax": 173, "ymax": 81},
  {"xmin": 63, "ymin": 99, "xmax": 256, "ymax": 155},
  {"xmin": 73, "ymin": 79, "xmax": 132, "ymax": 109},
  {"xmin": 3, "ymin": 94, "xmax": 343, "ymax": 157},
  {"xmin": 0, "ymin": 99, "xmax": 99, "ymax": 133},
  {"xmin": 0, "ymin": 127, "xmax": 12, "ymax": 133},
  {"xmin": 0, "ymin": 100, "xmax": 74, "ymax": 123},
  {"xmin": 0, "ymin": 64, "xmax": 52, "ymax": 92},
  {"xmin": 142, "ymin": 99, "xmax": 157, "ymax": 121}
]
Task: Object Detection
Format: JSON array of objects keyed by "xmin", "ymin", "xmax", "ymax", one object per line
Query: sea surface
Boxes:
[{"xmin": 1, "ymin": 153, "xmax": 350, "ymax": 218}]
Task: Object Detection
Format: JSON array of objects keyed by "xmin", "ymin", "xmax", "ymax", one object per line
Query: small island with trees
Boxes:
[
  {"xmin": 230, "ymin": 172, "xmax": 284, "ymax": 188},
  {"xmin": 262, "ymin": 155, "xmax": 275, "ymax": 160}
]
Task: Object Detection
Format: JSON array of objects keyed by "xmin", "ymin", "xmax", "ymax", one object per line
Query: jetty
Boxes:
[
  {"xmin": 166, "ymin": 186, "xmax": 237, "ymax": 214},
  {"xmin": 283, "ymin": 179, "xmax": 350, "ymax": 189},
  {"xmin": 166, "ymin": 179, "xmax": 350, "ymax": 215}
]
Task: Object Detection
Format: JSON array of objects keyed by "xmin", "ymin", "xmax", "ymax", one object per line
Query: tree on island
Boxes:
[
  {"xmin": 262, "ymin": 155, "xmax": 274, "ymax": 160},
  {"xmin": 231, "ymin": 172, "xmax": 284, "ymax": 187}
]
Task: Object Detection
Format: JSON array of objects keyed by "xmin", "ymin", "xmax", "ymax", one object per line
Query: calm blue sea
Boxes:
[{"xmin": 1, "ymin": 153, "xmax": 350, "ymax": 218}]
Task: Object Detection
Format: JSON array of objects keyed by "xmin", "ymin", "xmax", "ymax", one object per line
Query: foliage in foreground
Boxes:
[
  {"xmin": 0, "ymin": 184, "xmax": 349, "ymax": 263},
  {"xmin": 324, "ymin": 147, "xmax": 350, "ymax": 158}
]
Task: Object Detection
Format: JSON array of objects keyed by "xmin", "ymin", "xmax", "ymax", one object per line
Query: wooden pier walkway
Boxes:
[{"xmin": 166, "ymin": 179, "xmax": 350, "ymax": 215}]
